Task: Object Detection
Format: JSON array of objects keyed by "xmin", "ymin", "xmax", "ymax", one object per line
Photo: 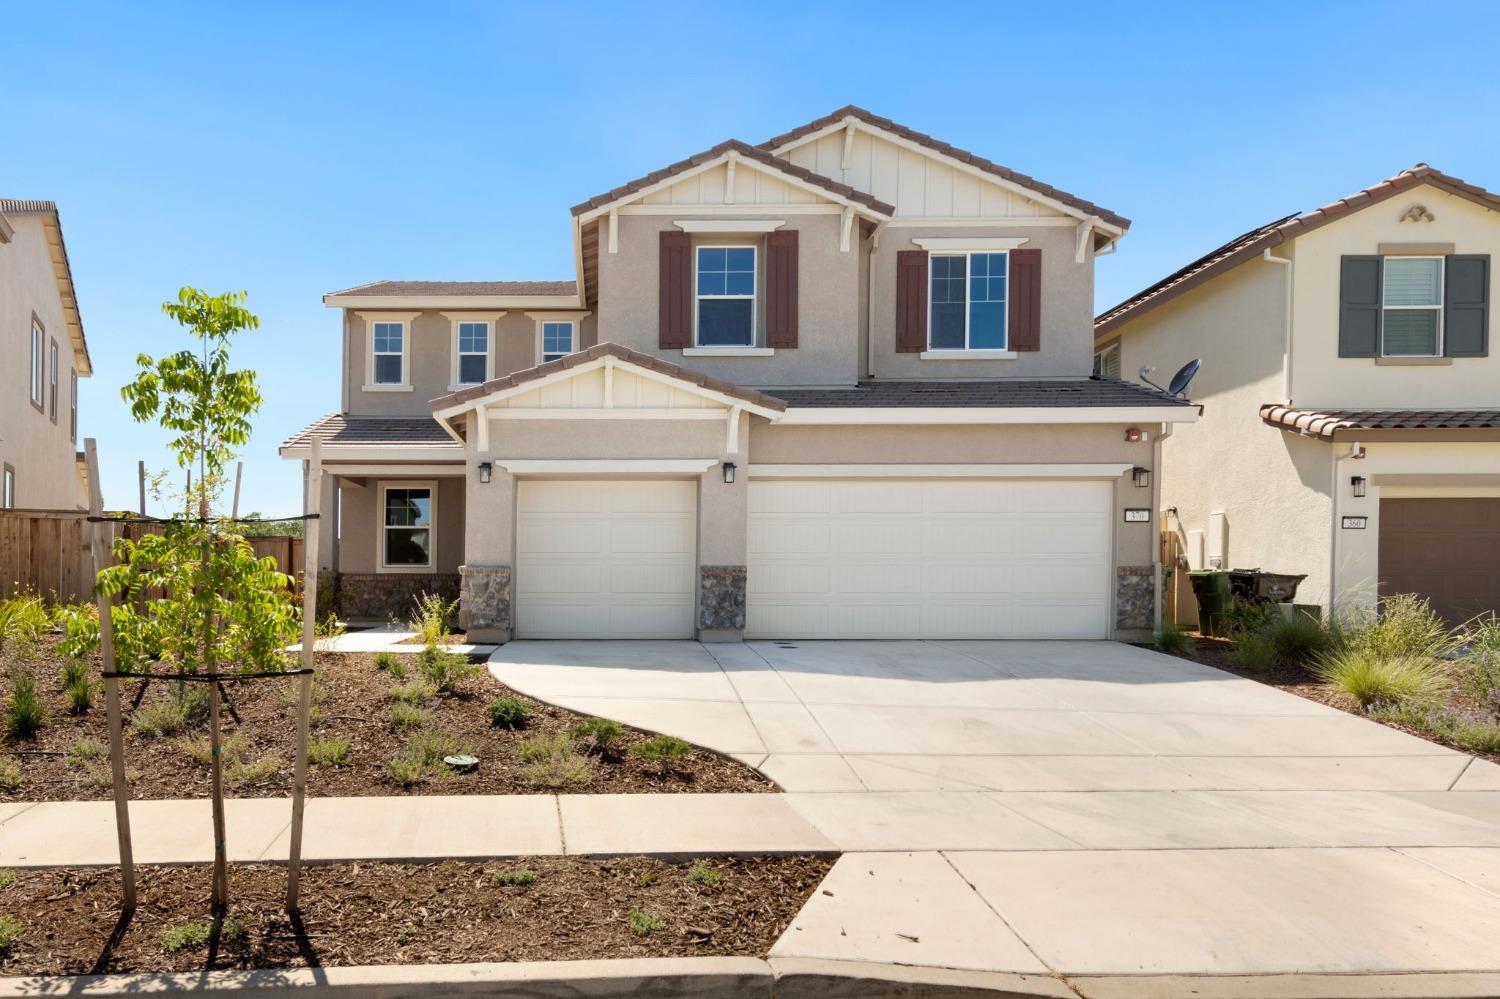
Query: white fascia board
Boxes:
[
  {"xmin": 912, "ymin": 237, "xmax": 1029, "ymax": 251},
  {"xmin": 749, "ymin": 463, "xmax": 1134, "ymax": 478},
  {"xmin": 496, "ymin": 459, "xmax": 718, "ymax": 476},
  {"xmin": 324, "ymin": 294, "xmax": 584, "ymax": 310},
  {"xmin": 674, "ymin": 219, "xmax": 786, "ymax": 233},
  {"xmin": 776, "ymin": 406, "xmax": 1200, "ymax": 425},
  {"xmin": 277, "ymin": 445, "xmax": 464, "ymax": 462}
]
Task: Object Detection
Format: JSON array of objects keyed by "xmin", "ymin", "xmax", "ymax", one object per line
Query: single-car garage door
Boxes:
[
  {"xmin": 516, "ymin": 479, "xmax": 697, "ymax": 639},
  {"xmin": 1379, "ymin": 497, "xmax": 1500, "ymax": 626},
  {"xmin": 747, "ymin": 478, "xmax": 1113, "ymax": 639}
]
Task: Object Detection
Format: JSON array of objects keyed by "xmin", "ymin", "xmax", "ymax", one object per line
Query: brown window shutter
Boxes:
[
  {"xmin": 766, "ymin": 230, "xmax": 799, "ymax": 348},
  {"xmin": 659, "ymin": 230, "xmax": 692, "ymax": 349},
  {"xmin": 895, "ymin": 250, "xmax": 928, "ymax": 352},
  {"xmin": 1008, "ymin": 248, "xmax": 1041, "ymax": 351}
]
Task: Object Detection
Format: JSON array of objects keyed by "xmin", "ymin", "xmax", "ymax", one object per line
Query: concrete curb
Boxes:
[{"xmin": 1070, "ymin": 972, "xmax": 1500, "ymax": 999}]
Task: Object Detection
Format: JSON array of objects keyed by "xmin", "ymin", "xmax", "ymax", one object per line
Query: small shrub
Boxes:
[
  {"xmin": 517, "ymin": 732, "xmax": 592, "ymax": 788},
  {"xmin": 492, "ymin": 867, "xmax": 537, "ymax": 887},
  {"xmin": 1372, "ymin": 701, "xmax": 1500, "ymax": 753},
  {"xmin": 387, "ymin": 702, "xmax": 434, "ymax": 730},
  {"xmin": 417, "ymin": 644, "xmax": 482, "ymax": 695},
  {"xmin": 635, "ymin": 871, "xmax": 655, "ymax": 887},
  {"xmin": 183, "ymin": 733, "xmax": 246, "ymax": 767},
  {"xmin": 626, "ymin": 908, "xmax": 659, "ymax": 935},
  {"xmin": 374, "ymin": 650, "xmax": 405, "ymax": 678},
  {"xmin": 309, "ymin": 737, "xmax": 351, "ymax": 767},
  {"xmin": 388, "ymin": 678, "xmax": 438, "ymax": 705},
  {"xmin": 1337, "ymin": 594, "xmax": 1460, "ymax": 661},
  {"xmin": 573, "ymin": 716, "xmax": 626, "ymax": 754},
  {"xmin": 131, "ymin": 687, "xmax": 208, "ymax": 737},
  {"xmin": 631, "ymin": 735, "xmax": 693, "ymax": 775},
  {"xmin": 226, "ymin": 754, "xmax": 280, "ymax": 787},
  {"xmin": 279, "ymin": 673, "xmax": 326, "ymax": 722},
  {"xmin": 396, "ymin": 922, "xmax": 417, "ymax": 944},
  {"xmin": 687, "ymin": 860, "xmax": 721, "ymax": 887},
  {"xmin": 59, "ymin": 659, "xmax": 94, "ymax": 715},
  {"xmin": 385, "ymin": 728, "xmax": 471, "ymax": 786},
  {"xmin": 1227, "ymin": 630, "xmax": 1279, "ymax": 672},
  {"xmin": 0, "ymin": 870, "xmax": 14, "ymax": 890},
  {"xmin": 410, "ymin": 592, "xmax": 458, "ymax": 645},
  {"xmin": 486, "ymin": 697, "xmax": 528, "ymax": 728},
  {"xmin": 1262, "ymin": 611, "xmax": 1332, "ymax": 666},
  {"xmin": 0, "ymin": 756, "xmax": 21, "ymax": 790},
  {"xmin": 1220, "ymin": 598, "xmax": 1278, "ymax": 638},
  {"xmin": 4, "ymin": 670, "xmax": 46, "ymax": 738},
  {"xmin": 160, "ymin": 921, "xmax": 212, "ymax": 952},
  {"xmin": 0, "ymin": 913, "xmax": 20, "ymax": 952},
  {"xmin": 518, "ymin": 731, "xmax": 570, "ymax": 763},
  {"xmin": 312, "ymin": 612, "xmax": 346, "ymax": 652},
  {"xmin": 0, "ymin": 593, "xmax": 50, "ymax": 651},
  {"xmin": 1315, "ymin": 649, "xmax": 1445, "ymax": 710},
  {"xmin": 385, "ymin": 755, "xmax": 426, "ymax": 786},
  {"xmin": 1460, "ymin": 616, "xmax": 1500, "ymax": 713},
  {"xmin": 66, "ymin": 735, "xmax": 105, "ymax": 767},
  {"xmin": 1151, "ymin": 625, "xmax": 1190, "ymax": 655}
]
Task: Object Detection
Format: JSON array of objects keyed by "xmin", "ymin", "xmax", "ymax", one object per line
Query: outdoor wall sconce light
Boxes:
[
  {"xmin": 477, "ymin": 462, "xmax": 492, "ymax": 484},
  {"xmin": 1132, "ymin": 466, "xmax": 1151, "ymax": 488},
  {"xmin": 722, "ymin": 461, "xmax": 737, "ymax": 484},
  {"xmin": 1350, "ymin": 475, "xmax": 1366, "ymax": 498}
]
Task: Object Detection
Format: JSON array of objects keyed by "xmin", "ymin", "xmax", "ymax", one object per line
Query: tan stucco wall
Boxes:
[
  {"xmin": 0, "ymin": 215, "xmax": 86, "ymax": 509},
  {"xmin": 1291, "ymin": 184, "xmax": 1500, "ymax": 409},
  {"xmin": 1103, "ymin": 255, "xmax": 1335, "ymax": 608},
  {"xmin": 336, "ymin": 474, "xmax": 465, "ymax": 574},
  {"xmin": 595, "ymin": 212, "xmax": 861, "ymax": 386},
  {"xmin": 343, "ymin": 310, "xmax": 599, "ymax": 416},
  {"xmin": 751, "ymin": 422, "xmax": 1156, "ymax": 569},
  {"xmin": 870, "ymin": 224, "xmax": 1095, "ymax": 380}
]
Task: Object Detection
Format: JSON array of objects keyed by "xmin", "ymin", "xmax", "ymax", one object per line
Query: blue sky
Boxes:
[{"xmin": 8, "ymin": 1, "xmax": 1499, "ymax": 515}]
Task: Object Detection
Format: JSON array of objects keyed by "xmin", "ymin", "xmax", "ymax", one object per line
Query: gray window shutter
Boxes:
[
  {"xmin": 1445, "ymin": 254, "xmax": 1489, "ymax": 357},
  {"xmin": 1339, "ymin": 255, "xmax": 1382, "ymax": 357}
]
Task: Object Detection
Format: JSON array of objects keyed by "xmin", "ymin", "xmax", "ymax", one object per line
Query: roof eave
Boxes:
[{"xmin": 323, "ymin": 293, "xmax": 586, "ymax": 310}]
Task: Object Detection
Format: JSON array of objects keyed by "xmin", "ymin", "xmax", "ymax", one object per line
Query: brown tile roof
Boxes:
[
  {"xmin": 1259, "ymin": 405, "xmax": 1500, "ymax": 440},
  {"xmin": 430, "ymin": 342, "xmax": 788, "ymax": 414},
  {"xmin": 282, "ymin": 414, "xmax": 461, "ymax": 449},
  {"xmin": 570, "ymin": 138, "xmax": 895, "ymax": 218},
  {"xmin": 327, "ymin": 279, "xmax": 577, "ymax": 298},
  {"xmin": 0, "ymin": 199, "xmax": 60, "ymax": 214},
  {"xmin": 770, "ymin": 378, "xmax": 1193, "ymax": 409},
  {"xmin": 1097, "ymin": 164, "xmax": 1500, "ymax": 336},
  {"xmin": 758, "ymin": 106, "xmax": 1130, "ymax": 231}
]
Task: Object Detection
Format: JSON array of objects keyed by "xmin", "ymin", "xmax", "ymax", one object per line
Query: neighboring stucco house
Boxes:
[
  {"xmin": 0, "ymin": 200, "xmax": 91, "ymax": 511},
  {"xmin": 1095, "ymin": 165, "xmax": 1500, "ymax": 626},
  {"xmin": 282, "ymin": 107, "xmax": 1197, "ymax": 642}
]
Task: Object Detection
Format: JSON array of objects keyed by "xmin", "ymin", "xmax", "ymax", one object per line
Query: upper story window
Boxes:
[
  {"xmin": 456, "ymin": 322, "xmax": 488, "ymax": 384},
  {"xmin": 2, "ymin": 465, "xmax": 13, "ymax": 509},
  {"xmin": 372, "ymin": 322, "xmax": 405, "ymax": 384},
  {"xmin": 48, "ymin": 340, "xmax": 58, "ymax": 422},
  {"xmin": 695, "ymin": 246, "xmax": 756, "ymax": 346},
  {"xmin": 1093, "ymin": 342, "xmax": 1121, "ymax": 380},
  {"xmin": 29, "ymin": 321, "xmax": 44, "ymax": 409},
  {"xmin": 1382, "ymin": 256, "xmax": 1443, "ymax": 356},
  {"xmin": 930, "ymin": 252, "xmax": 1007, "ymax": 351},
  {"xmin": 541, "ymin": 321, "xmax": 574, "ymax": 363},
  {"xmin": 69, "ymin": 369, "xmax": 78, "ymax": 443}
]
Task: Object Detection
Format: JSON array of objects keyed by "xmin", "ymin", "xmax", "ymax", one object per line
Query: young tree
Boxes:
[{"xmin": 66, "ymin": 288, "xmax": 299, "ymax": 913}]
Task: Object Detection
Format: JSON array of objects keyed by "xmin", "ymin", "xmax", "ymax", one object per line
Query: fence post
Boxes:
[{"xmin": 287, "ymin": 438, "xmax": 321, "ymax": 912}]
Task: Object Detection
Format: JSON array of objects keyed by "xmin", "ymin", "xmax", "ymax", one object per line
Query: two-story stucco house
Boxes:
[
  {"xmin": 282, "ymin": 107, "xmax": 1198, "ymax": 642},
  {"xmin": 1095, "ymin": 165, "xmax": 1500, "ymax": 626},
  {"xmin": 0, "ymin": 200, "xmax": 91, "ymax": 511}
]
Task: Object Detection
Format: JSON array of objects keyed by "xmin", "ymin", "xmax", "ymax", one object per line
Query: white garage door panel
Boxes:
[
  {"xmin": 516, "ymin": 480, "xmax": 696, "ymax": 639},
  {"xmin": 747, "ymin": 479, "xmax": 1112, "ymax": 639}
]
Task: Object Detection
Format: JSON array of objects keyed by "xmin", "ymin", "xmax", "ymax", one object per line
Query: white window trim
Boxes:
[
  {"xmin": 526, "ymin": 311, "xmax": 590, "ymax": 364},
  {"xmin": 48, "ymin": 339, "xmax": 59, "ymax": 422},
  {"xmin": 442, "ymin": 311, "xmax": 506, "ymax": 390},
  {"xmin": 69, "ymin": 369, "xmax": 78, "ymax": 443},
  {"xmin": 1094, "ymin": 342, "xmax": 1121, "ymax": 378},
  {"xmin": 928, "ymin": 250, "xmax": 1009, "ymax": 352},
  {"xmin": 673, "ymin": 219, "xmax": 785, "ymax": 233},
  {"xmin": 361, "ymin": 311, "xmax": 418, "ymax": 391},
  {"xmin": 912, "ymin": 237, "xmax": 1029, "ymax": 252},
  {"xmin": 1381, "ymin": 255, "xmax": 1444, "ymax": 358},
  {"xmin": 2, "ymin": 465, "xmax": 13, "ymax": 509},
  {"xmin": 377, "ymin": 479, "xmax": 437, "ymax": 574},
  {"xmin": 682, "ymin": 346, "xmax": 775, "ymax": 357},
  {"xmin": 29, "ymin": 321, "xmax": 44, "ymax": 409},
  {"xmin": 694, "ymin": 244, "xmax": 757, "ymax": 348}
]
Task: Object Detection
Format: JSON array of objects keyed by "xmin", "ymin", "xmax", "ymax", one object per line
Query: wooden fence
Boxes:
[{"xmin": 0, "ymin": 509, "xmax": 303, "ymax": 604}]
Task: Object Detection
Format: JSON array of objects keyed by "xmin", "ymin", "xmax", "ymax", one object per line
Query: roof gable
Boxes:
[
  {"xmin": 1097, "ymin": 164, "xmax": 1500, "ymax": 336},
  {"xmin": 0, "ymin": 199, "xmax": 91, "ymax": 374},
  {"xmin": 759, "ymin": 106, "xmax": 1129, "ymax": 232}
]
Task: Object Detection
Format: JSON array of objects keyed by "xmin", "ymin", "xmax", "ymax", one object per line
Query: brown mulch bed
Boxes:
[
  {"xmin": 0, "ymin": 855, "xmax": 833, "ymax": 976},
  {"xmin": 1151, "ymin": 633, "xmax": 1500, "ymax": 764},
  {"xmin": 1, "ymin": 636, "xmax": 775, "ymax": 800}
]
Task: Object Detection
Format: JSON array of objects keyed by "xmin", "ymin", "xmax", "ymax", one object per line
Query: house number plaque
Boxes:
[
  {"xmin": 1123, "ymin": 509, "xmax": 1152, "ymax": 523},
  {"xmin": 1341, "ymin": 516, "xmax": 1368, "ymax": 530}
]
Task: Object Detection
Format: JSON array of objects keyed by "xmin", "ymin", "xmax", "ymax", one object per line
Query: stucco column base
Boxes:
[
  {"xmin": 459, "ymin": 563, "xmax": 512, "ymax": 635},
  {"xmin": 467, "ymin": 626, "xmax": 512, "ymax": 644},
  {"xmin": 698, "ymin": 628, "xmax": 744, "ymax": 644}
]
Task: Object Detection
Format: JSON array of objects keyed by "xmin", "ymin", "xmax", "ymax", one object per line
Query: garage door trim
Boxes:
[{"xmin": 749, "ymin": 463, "xmax": 1133, "ymax": 479}]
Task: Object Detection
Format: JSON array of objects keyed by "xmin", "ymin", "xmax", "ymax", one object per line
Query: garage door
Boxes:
[
  {"xmin": 1379, "ymin": 497, "xmax": 1500, "ymax": 626},
  {"xmin": 516, "ymin": 480, "xmax": 697, "ymax": 639},
  {"xmin": 747, "ymin": 478, "xmax": 1113, "ymax": 639}
]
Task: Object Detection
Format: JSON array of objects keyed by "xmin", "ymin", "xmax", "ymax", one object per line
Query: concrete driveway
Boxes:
[{"xmin": 490, "ymin": 639, "xmax": 1500, "ymax": 981}]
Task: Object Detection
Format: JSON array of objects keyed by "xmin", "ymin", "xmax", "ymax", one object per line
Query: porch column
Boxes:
[
  {"xmin": 696, "ymin": 415, "xmax": 750, "ymax": 643},
  {"xmin": 459, "ymin": 449, "xmax": 514, "ymax": 643},
  {"xmin": 316, "ymin": 470, "xmax": 339, "ymax": 575}
]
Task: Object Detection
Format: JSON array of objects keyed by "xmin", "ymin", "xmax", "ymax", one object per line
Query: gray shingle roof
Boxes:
[
  {"xmin": 327, "ymin": 279, "xmax": 577, "ymax": 298},
  {"xmin": 282, "ymin": 414, "xmax": 461, "ymax": 449},
  {"xmin": 768, "ymin": 378, "xmax": 1193, "ymax": 409}
]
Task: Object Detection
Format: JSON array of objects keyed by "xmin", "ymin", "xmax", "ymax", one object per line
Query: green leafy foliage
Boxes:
[
  {"xmin": 374, "ymin": 650, "xmax": 405, "ymax": 678},
  {"xmin": 3, "ymin": 670, "xmax": 46, "ymax": 738},
  {"xmin": 0, "ymin": 870, "xmax": 14, "ymax": 890},
  {"xmin": 626, "ymin": 908, "xmax": 659, "ymax": 935},
  {"xmin": 59, "ymin": 658, "xmax": 94, "ymax": 714},
  {"xmin": 631, "ymin": 734, "xmax": 693, "ymax": 775},
  {"xmin": 409, "ymin": 592, "xmax": 458, "ymax": 645},
  {"xmin": 66, "ymin": 735, "xmax": 105, "ymax": 766},
  {"xmin": 1151, "ymin": 625, "xmax": 1190, "ymax": 655},
  {"xmin": 486, "ymin": 697, "xmax": 528, "ymax": 728},
  {"xmin": 130, "ymin": 687, "xmax": 209, "ymax": 737},
  {"xmin": 309, "ymin": 737, "xmax": 351, "ymax": 767},
  {"xmin": 1334, "ymin": 594, "xmax": 1461, "ymax": 662},
  {"xmin": 384, "ymin": 727, "xmax": 472, "ymax": 786},
  {"xmin": 573, "ymin": 715, "xmax": 626, "ymax": 754},
  {"xmin": 517, "ymin": 732, "xmax": 592, "ymax": 788},
  {"xmin": 158, "ymin": 917, "xmax": 241, "ymax": 952},
  {"xmin": 0, "ymin": 593, "xmax": 50, "ymax": 656},
  {"xmin": 491, "ymin": 867, "xmax": 536, "ymax": 887},
  {"xmin": 687, "ymin": 860, "xmax": 721, "ymax": 887},
  {"xmin": 1314, "ymin": 649, "xmax": 1445, "ymax": 709},
  {"xmin": 388, "ymin": 678, "xmax": 437, "ymax": 705},
  {"xmin": 417, "ymin": 644, "xmax": 482, "ymax": 695},
  {"xmin": 386, "ymin": 702, "xmax": 434, "ymax": 730},
  {"xmin": 1460, "ymin": 615, "xmax": 1500, "ymax": 713},
  {"xmin": 0, "ymin": 756, "xmax": 20, "ymax": 790},
  {"xmin": 1372, "ymin": 701, "xmax": 1500, "ymax": 754},
  {"xmin": 0, "ymin": 913, "xmax": 20, "ymax": 952}
]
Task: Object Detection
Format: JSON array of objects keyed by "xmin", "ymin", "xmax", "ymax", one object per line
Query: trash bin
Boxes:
[
  {"xmin": 1227, "ymin": 569, "xmax": 1309, "ymax": 605},
  {"xmin": 1188, "ymin": 570, "xmax": 1231, "ymax": 636}
]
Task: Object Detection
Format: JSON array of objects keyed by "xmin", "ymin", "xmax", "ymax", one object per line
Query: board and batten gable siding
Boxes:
[
  {"xmin": 0, "ymin": 213, "xmax": 85, "ymax": 509},
  {"xmin": 1293, "ymin": 183, "xmax": 1500, "ymax": 409},
  {"xmin": 343, "ymin": 309, "xmax": 600, "ymax": 417}
]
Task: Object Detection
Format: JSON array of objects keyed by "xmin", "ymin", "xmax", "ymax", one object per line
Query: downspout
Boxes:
[
  {"xmin": 1152, "ymin": 422, "xmax": 1174, "ymax": 634},
  {"xmin": 340, "ymin": 311, "xmax": 351, "ymax": 414},
  {"xmin": 866, "ymin": 223, "xmax": 885, "ymax": 380},
  {"xmin": 1262, "ymin": 248, "xmax": 1293, "ymax": 402}
]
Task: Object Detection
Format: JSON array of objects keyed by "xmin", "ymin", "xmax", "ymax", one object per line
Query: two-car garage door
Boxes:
[
  {"xmin": 747, "ymin": 478, "xmax": 1113, "ymax": 640},
  {"xmin": 515, "ymin": 477, "xmax": 1114, "ymax": 640}
]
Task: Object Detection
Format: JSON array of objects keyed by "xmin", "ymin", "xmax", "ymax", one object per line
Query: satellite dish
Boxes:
[{"xmin": 1140, "ymin": 358, "xmax": 1202, "ymax": 399}]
